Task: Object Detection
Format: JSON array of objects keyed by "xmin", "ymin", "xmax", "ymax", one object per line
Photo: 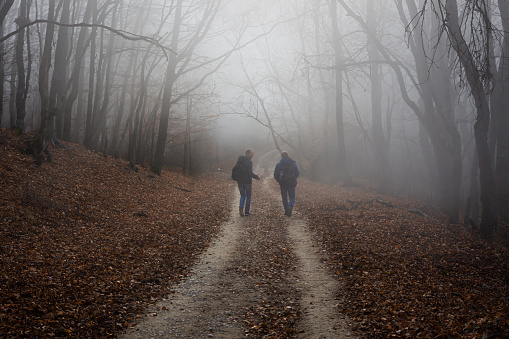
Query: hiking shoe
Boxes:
[
  {"xmin": 244, "ymin": 213, "xmax": 251, "ymax": 216},
  {"xmin": 239, "ymin": 207, "xmax": 244, "ymax": 217},
  {"xmin": 287, "ymin": 207, "xmax": 292, "ymax": 217}
]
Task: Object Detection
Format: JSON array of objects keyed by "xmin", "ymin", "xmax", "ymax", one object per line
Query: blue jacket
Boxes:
[
  {"xmin": 236, "ymin": 155, "xmax": 259, "ymax": 184},
  {"xmin": 274, "ymin": 157, "xmax": 299, "ymax": 186}
]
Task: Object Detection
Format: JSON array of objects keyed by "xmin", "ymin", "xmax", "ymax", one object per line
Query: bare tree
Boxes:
[
  {"xmin": 395, "ymin": 0, "xmax": 463, "ymax": 223},
  {"xmin": 439, "ymin": 0, "xmax": 496, "ymax": 235},
  {"xmin": 151, "ymin": 0, "xmax": 235, "ymax": 175}
]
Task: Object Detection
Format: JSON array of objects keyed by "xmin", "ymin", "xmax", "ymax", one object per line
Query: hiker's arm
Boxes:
[
  {"xmin": 248, "ymin": 161, "xmax": 259, "ymax": 179},
  {"xmin": 273, "ymin": 164, "xmax": 280, "ymax": 181}
]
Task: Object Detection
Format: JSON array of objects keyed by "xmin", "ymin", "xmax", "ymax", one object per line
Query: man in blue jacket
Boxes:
[
  {"xmin": 274, "ymin": 151, "xmax": 299, "ymax": 216},
  {"xmin": 235, "ymin": 149, "xmax": 260, "ymax": 216}
]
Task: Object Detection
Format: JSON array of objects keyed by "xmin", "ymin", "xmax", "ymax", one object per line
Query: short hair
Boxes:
[
  {"xmin": 281, "ymin": 151, "xmax": 289, "ymax": 158},
  {"xmin": 246, "ymin": 149, "xmax": 253, "ymax": 155}
]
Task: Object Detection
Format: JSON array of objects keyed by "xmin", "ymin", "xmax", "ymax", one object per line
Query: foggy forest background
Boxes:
[{"xmin": 0, "ymin": 0, "xmax": 508, "ymax": 242}]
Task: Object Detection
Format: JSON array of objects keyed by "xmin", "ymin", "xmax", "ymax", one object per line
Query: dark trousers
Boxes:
[
  {"xmin": 280, "ymin": 184, "xmax": 295, "ymax": 213},
  {"xmin": 238, "ymin": 183, "xmax": 252, "ymax": 214}
]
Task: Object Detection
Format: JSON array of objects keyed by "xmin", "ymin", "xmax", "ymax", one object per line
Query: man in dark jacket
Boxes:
[
  {"xmin": 274, "ymin": 151, "xmax": 299, "ymax": 216},
  {"xmin": 235, "ymin": 149, "xmax": 260, "ymax": 216}
]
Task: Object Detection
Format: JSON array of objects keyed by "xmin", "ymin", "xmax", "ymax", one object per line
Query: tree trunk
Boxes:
[
  {"xmin": 14, "ymin": 0, "xmax": 28, "ymax": 132},
  {"xmin": 314, "ymin": 1, "xmax": 332, "ymax": 179},
  {"xmin": 110, "ymin": 2, "xmax": 147, "ymax": 156},
  {"xmin": 0, "ymin": 0, "xmax": 14, "ymax": 27},
  {"xmin": 0, "ymin": 0, "xmax": 14, "ymax": 126},
  {"xmin": 90, "ymin": 3, "xmax": 119, "ymax": 148},
  {"xmin": 128, "ymin": 49, "xmax": 149, "ymax": 171},
  {"xmin": 151, "ymin": 0, "xmax": 183, "ymax": 175},
  {"xmin": 49, "ymin": 0, "xmax": 70, "ymax": 139},
  {"xmin": 0, "ymin": 22, "xmax": 4, "ymax": 126},
  {"xmin": 38, "ymin": 0, "xmax": 56, "ymax": 138},
  {"xmin": 0, "ymin": 0, "xmax": 14, "ymax": 125},
  {"xmin": 495, "ymin": 0, "xmax": 509, "ymax": 222},
  {"xmin": 183, "ymin": 99, "xmax": 192, "ymax": 176},
  {"xmin": 367, "ymin": 0, "xmax": 390, "ymax": 193},
  {"xmin": 9, "ymin": 57, "xmax": 15, "ymax": 128},
  {"xmin": 84, "ymin": 5, "xmax": 98, "ymax": 148},
  {"xmin": 330, "ymin": 0, "xmax": 352, "ymax": 184},
  {"xmin": 63, "ymin": 0, "xmax": 94, "ymax": 141},
  {"xmin": 396, "ymin": 0, "xmax": 462, "ymax": 223},
  {"xmin": 465, "ymin": 151, "xmax": 480, "ymax": 228}
]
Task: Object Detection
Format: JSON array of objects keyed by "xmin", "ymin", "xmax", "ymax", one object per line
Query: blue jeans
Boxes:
[
  {"xmin": 280, "ymin": 185, "xmax": 296, "ymax": 213},
  {"xmin": 238, "ymin": 183, "xmax": 252, "ymax": 214}
]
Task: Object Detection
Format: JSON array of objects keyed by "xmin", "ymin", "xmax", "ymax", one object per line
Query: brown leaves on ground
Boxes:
[
  {"xmin": 0, "ymin": 130, "xmax": 231, "ymax": 338},
  {"xmin": 298, "ymin": 179, "xmax": 509, "ymax": 338}
]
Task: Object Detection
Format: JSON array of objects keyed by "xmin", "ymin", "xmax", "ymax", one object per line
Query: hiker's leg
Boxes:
[
  {"xmin": 288, "ymin": 186, "xmax": 296, "ymax": 208},
  {"xmin": 280, "ymin": 185, "xmax": 289, "ymax": 213},
  {"xmin": 244, "ymin": 184, "xmax": 252, "ymax": 214},
  {"xmin": 238, "ymin": 183, "xmax": 246, "ymax": 208}
]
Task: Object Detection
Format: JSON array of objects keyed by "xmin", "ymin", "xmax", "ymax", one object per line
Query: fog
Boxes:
[{"xmin": 0, "ymin": 0, "xmax": 507, "ymax": 235}]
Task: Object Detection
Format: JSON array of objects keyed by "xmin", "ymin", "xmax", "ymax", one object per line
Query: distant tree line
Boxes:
[
  {"xmin": 1, "ymin": 0, "xmax": 507, "ymax": 241},
  {"xmin": 0, "ymin": 0, "xmax": 239, "ymax": 176}
]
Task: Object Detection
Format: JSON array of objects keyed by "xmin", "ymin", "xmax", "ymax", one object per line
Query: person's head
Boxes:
[
  {"xmin": 281, "ymin": 151, "xmax": 289, "ymax": 158},
  {"xmin": 246, "ymin": 149, "xmax": 254, "ymax": 159}
]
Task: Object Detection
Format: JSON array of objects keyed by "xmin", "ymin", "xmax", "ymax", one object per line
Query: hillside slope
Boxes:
[
  {"xmin": 297, "ymin": 180, "xmax": 509, "ymax": 338},
  {"xmin": 0, "ymin": 130, "xmax": 232, "ymax": 337}
]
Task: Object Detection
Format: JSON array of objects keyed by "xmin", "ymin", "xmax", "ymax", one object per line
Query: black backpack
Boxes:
[
  {"xmin": 232, "ymin": 162, "xmax": 246, "ymax": 181},
  {"xmin": 278, "ymin": 163, "xmax": 295, "ymax": 185}
]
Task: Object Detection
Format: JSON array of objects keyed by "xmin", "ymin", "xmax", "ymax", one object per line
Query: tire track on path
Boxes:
[
  {"xmin": 120, "ymin": 150, "xmax": 353, "ymax": 338},
  {"xmin": 255, "ymin": 150, "xmax": 354, "ymax": 338},
  {"xmin": 120, "ymin": 192, "xmax": 251, "ymax": 338}
]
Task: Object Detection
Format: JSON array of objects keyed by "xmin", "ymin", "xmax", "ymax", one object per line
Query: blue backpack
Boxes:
[
  {"xmin": 232, "ymin": 162, "xmax": 246, "ymax": 181},
  {"xmin": 278, "ymin": 163, "xmax": 295, "ymax": 185}
]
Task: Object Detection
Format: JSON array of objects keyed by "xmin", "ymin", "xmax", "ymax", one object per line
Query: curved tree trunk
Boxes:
[
  {"xmin": 394, "ymin": 0, "xmax": 463, "ymax": 223},
  {"xmin": 444, "ymin": 0, "xmax": 496, "ymax": 237}
]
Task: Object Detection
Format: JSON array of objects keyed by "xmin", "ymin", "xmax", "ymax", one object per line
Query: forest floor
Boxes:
[{"xmin": 1, "ymin": 128, "xmax": 508, "ymax": 338}]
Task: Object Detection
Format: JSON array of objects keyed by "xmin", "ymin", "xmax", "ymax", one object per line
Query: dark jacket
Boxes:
[
  {"xmin": 274, "ymin": 157, "xmax": 299, "ymax": 186},
  {"xmin": 236, "ymin": 155, "xmax": 259, "ymax": 184}
]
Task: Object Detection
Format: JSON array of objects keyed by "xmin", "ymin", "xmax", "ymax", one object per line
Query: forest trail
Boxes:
[{"xmin": 120, "ymin": 150, "xmax": 353, "ymax": 338}]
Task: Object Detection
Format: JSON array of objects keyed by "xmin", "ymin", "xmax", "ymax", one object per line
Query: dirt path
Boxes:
[
  {"xmin": 287, "ymin": 217, "xmax": 352, "ymax": 338},
  {"xmin": 120, "ymin": 151, "xmax": 353, "ymax": 338}
]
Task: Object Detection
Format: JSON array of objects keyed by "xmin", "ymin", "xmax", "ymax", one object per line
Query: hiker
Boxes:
[
  {"xmin": 234, "ymin": 149, "xmax": 260, "ymax": 216},
  {"xmin": 274, "ymin": 151, "xmax": 299, "ymax": 216}
]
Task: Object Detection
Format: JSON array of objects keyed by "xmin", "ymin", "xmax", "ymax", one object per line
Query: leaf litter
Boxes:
[
  {"xmin": 297, "ymin": 180, "xmax": 509, "ymax": 338},
  {"xmin": 0, "ymin": 130, "xmax": 231, "ymax": 338}
]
